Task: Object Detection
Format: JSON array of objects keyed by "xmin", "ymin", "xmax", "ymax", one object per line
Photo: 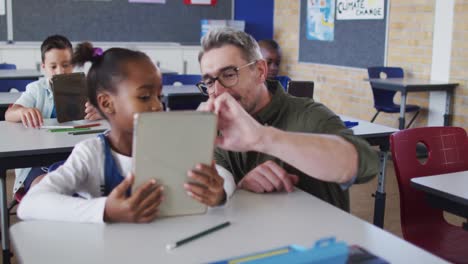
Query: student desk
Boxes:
[
  {"xmin": 160, "ymin": 68, "xmax": 179, "ymax": 75},
  {"xmin": 368, "ymin": 78, "xmax": 458, "ymax": 129},
  {"xmin": 0, "ymin": 69, "xmax": 43, "ymax": 80},
  {"xmin": 162, "ymin": 84, "xmax": 199, "ymax": 96},
  {"xmin": 0, "ymin": 93, "xmax": 20, "ymax": 121},
  {"xmin": 0, "ymin": 69, "xmax": 43, "ymax": 94},
  {"xmin": 411, "ymin": 171, "xmax": 468, "ymax": 226},
  {"xmin": 0, "ymin": 120, "xmax": 109, "ymax": 264},
  {"xmin": 340, "ymin": 115, "xmax": 398, "ymax": 229},
  {"xmin": 10, "ymin": 190, "xmax": 446, "ymax": 264},
  {"xmin": 162, "ymin": 85, "xmax": 205, "ymax": 111}
]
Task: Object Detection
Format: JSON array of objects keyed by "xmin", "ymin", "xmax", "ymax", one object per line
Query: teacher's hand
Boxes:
[{"xmin": 211, "ymin": 93, "xmax": 265, "ymax": 152}]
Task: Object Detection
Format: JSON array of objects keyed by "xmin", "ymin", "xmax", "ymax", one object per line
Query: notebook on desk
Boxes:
[
  {"xmin": 132, "ymin": 111, "xmax": 217, "ymax": 217},
  {"xmin": 51, "ymin": 72, "xmax": 87, "ymax": 123}
]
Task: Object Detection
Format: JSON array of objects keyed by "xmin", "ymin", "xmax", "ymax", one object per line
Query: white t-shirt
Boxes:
[
  {"xmin": 13, "ymin": 78, "xmax": 55, "ymax": 193},
  {"xmin": 17, "ymin": 137, "xmax": 236, "ymax": 223}
]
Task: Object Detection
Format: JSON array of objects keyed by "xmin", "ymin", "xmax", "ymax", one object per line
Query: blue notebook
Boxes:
[{"xmin": 344, "ymin": 121, "xmax": 359, "ymax": 128}]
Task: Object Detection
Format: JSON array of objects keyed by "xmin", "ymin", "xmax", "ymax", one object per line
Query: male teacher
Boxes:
[{"xmin": 197, "ymin": 28, "xmax": 379, "ymax": 211}]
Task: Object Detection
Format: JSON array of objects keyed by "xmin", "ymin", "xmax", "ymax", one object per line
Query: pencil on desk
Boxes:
[
  {"xmin": 69, "ymin": 129, "xmax": 107, "ymax": 135},
  {"xmin": 166, "ymin": 221, "xmax": 230, "ymax": 250},
  {"xmin": 41, "ymin": 125, "xmax": 74, "ymax": 129},
  {"xmin": 74, "ymin": 123, "xmax": 101, "ymax": 129},
  {"xmin": 49, "ymin": 127, "xmax": 90, "ymax": 133}
]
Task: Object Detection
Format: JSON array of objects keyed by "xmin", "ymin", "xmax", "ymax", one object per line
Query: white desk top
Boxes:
[
  {"xmin": 0, "ymin": 69, "xmax": 43, "ymax": 79},
  {"xmin": 339, "ymin": 115, "xmax": 398, "ymax": 137},
  {"xmin": 160, "ymin": 68, "xmax": 178, "ymax": 75},
  {"xmin": 10, "ymin": 190, "xmax": 445, "ymax": 264},
  {"xmin": 163, "ymin": 85, "xmax": 200, "ymax": 95},
  {"xmin": 411, "ymin": 171, "xmax": 468, "ymax": 205},
  {"xmin": 0, "ymin": 92, "xmax": 20, "ymax": 106},
  {"xmin": 368, "ymin": 78, "xmax": 458, "ymax": 87},
  {"xmin": 0, "ymin": 119, "xmax": 109, "ymax": 157}
]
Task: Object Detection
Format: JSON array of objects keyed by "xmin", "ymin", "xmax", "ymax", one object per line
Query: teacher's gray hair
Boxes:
[{"xmin": 198, "ymin": 27, "xmax": 263, "ymax": 63}]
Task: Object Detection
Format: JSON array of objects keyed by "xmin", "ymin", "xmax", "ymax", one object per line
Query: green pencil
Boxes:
[
  {"xmin": 166, "ymin": 221, "xmax": 231, "ymax": 250},
  {"xmin": 49, "ymin": 127, "xmax": 91, "ymax": 133},
  {"xmin": 69, "ymin": 129, "xmax": 107, "ymax": 135}
]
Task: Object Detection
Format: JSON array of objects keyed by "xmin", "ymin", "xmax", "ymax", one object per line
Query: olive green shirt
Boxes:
[{"xmin": 214, "ymin": 80, "xmax": 379, "ymax": 211}]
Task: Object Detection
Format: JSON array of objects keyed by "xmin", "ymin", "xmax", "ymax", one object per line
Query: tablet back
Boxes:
[
  {"xmin": 132, "ymin": 111, "xmax": 217, "ymax": 217},
  {"xmin": 51, "ymin": 72, "xmax": 87, "ymax": 123}
]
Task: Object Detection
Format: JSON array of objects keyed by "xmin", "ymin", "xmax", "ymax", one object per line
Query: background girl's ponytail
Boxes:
[{"xmin": 72, "ymin": 42, "xmax": 96, "ymax": 66}]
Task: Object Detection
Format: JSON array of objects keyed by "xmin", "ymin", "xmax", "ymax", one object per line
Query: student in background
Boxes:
[
  {"xmin": 5, "ymin": 35, "xmax": 102, "ymax": 195},
  {"xmin": 17, "ymin": 43, "xmax": 235, "ymax": 223},
  {"xmin": 5, "ymin": 35, "xmax": 101, "ymax": 127},
  {"xmin": 258, "ymin": 39, "xmax": 290, "ymax": 90},
  {"xmin": 197, "ymin": 28, "xmax": 378, "ymax": 211}
]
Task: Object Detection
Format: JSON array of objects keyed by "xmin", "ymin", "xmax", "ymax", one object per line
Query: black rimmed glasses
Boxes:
[{"xmin": 196, "ymin": 61, "xmax": 257, "ymax": 96}]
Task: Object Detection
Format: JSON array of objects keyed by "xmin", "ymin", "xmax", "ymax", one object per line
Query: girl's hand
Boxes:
[
  {"xmin": 104, "ymin": 173, "xmax": 163, "ymax": 223},
  {"xmin": 20, "ymin": 107, "xmax": 43, "ymax": 128},
  {"xmin": 84, "ymin": 101, "xmax": 102, "ymax": 120},
  {"xmin": 184, "ymin": 162, "xmax": 226, "ymax": 207}
]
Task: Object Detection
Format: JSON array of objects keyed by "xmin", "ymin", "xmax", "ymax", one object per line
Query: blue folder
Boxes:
[
  {"xmin": 344, "ymin": 121, "xmax": 359, "ymax": 128},
  {"xmin": 210, "ymin": 237, "xmax": 348, "ymax": 264}
]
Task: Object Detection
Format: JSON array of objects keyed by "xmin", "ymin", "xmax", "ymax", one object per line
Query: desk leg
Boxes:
[
  {"xmin": 0, "ymin": 170, "xmax": 11, "ymax": 264},
  {"xmin": 399, "ymin": 92, "xmax": 407, "ymax": 130},
  {"xmin": 443, "ymin": 91, "xmax": 453, "ymax": 126},
  {"xmin": 373, "ymin": 151, "xmax": 389, "ymax": 228}
]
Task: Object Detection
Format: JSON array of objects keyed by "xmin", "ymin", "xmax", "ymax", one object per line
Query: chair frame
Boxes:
[{"xmin": 368, "ymin": 66, "xmax": 420, "ymax": 128}]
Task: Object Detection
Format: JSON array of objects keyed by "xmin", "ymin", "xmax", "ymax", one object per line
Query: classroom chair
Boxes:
[
  {"xmin": 0, "ymin": 63, "xmax": 17, "ymax": 92},
  {"xmin": 162, "ymin": 74, "xmax": 206, "ymax": 110},
  {"xmin": 0, "ymin": 63, "xmax": 34, "ymax": 92},
  {"xmin": 390, "ymin": 126, "xmax": 468, "ymax": 263},
  {"xmin": 165, "ymin": 94, "xmax": 208, "ymax": 111},
  {"xmin": 162, "ymin": 74, "xmax": 201, "ymax": 86},
  {"xmin": 0, "ymin": 63, "xmax": 16, "ymax": 70},
  {"xmin": 368, "ymin": 67, "xmax": 420, "ymax": 128},
  {"xmin": 274, "ymin": 75, "xmax": 291, "ymax": 90},
  {"xmin": 287, "ymin": 81, "xmax": 314, "ymax": 98}
]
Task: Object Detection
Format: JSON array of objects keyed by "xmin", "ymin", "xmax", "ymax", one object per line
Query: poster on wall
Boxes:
[
  {"xmin": 201, "ymin": 20, "xmax": 245, "ymax": 38},
  {"xmin": 336, "ymin": 0, "xmax": 384, "ymax": 20},
  {"xmin": 306, "ymin": 0, "xmax": 335, "ymax": 41}
]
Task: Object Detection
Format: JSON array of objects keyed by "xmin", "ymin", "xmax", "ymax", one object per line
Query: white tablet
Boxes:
[{"xmin": 131, "ymin": 111, "xmax": 217, "ymax": 217}]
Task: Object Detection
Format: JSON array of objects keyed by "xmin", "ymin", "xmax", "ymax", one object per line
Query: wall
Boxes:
[
  {"xmin": 234, "ymin": 0, "xmax": 274, "ymax": 40},
  {"xmin": 450, "ymin": 0, "xmax": 468, "ymax": 128},
  {"xmin": 274, "ymin": 0, "xmax": 438, "ymax": 129}
]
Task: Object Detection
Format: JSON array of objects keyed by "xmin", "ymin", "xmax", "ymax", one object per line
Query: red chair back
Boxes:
[{"xmin": 390, "ymin": 127, "xmax": 468, "ymax": 239}]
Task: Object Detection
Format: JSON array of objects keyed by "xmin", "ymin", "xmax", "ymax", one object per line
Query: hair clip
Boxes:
[{"xmin": 92, "ymin": 47, "xmax": 103, "ymax": 58}]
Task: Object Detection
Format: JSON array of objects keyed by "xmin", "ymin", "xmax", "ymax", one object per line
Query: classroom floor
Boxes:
[{"xmin": 2, "ymin": 161, "xmax": 464, "ymax": 264}]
